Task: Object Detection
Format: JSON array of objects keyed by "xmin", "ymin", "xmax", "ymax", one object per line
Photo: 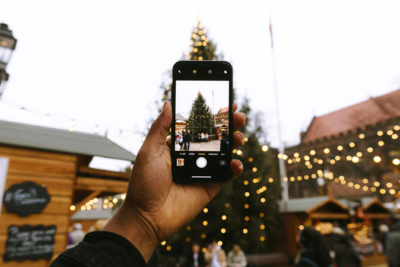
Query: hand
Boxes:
[{"xmin": 104, "ymin": 101, "xmax": 246, "ymax": 261}]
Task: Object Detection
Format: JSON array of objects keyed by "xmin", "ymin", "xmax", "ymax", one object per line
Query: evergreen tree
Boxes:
[
  {"xmin": 159, "ymin": 19, "xmax": 220, "ymax": 105},
  {"xmin": 186, "ymin": 92, "xmax": 215, "ymax": 135}
]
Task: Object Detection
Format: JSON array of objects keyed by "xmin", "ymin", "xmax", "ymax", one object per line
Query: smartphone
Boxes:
[{"xmin": 171, "ymin": 61, "xmax": 233, "ymax": 183}]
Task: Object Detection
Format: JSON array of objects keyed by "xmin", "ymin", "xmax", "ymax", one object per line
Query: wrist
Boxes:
[{"xmin": 103, "ymin": 201, "xmax": 159, "ymax": 262}]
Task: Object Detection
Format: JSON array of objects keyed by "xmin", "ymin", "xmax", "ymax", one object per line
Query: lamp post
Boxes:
[{"xmin": 0, "ymin": 23, "xmax": 17, "ymax": 98}]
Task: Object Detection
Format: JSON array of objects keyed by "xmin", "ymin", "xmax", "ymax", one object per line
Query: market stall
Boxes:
[{"xmin": 0, "ymin": 120, "xmax": 135, "ymax": 267}]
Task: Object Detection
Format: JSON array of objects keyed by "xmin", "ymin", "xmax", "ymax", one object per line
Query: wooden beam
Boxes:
[
  {"xmin": 78, "ymin": 166, "xmax": 131, "ymax": 180},
  {"xmin": 309, "ymin": 213, "xmax": 349, "ymax": 219},
  {"xmin": 70, "ymin": 190, "xmax": 101, "ymax": 216},
  {"xmin": 75, "ymin": 177, "xmax": 128, "ymax": 193}
]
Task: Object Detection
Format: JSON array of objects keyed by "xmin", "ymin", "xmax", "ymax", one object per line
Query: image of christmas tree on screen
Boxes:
[{"xmin": 175, "ymin": 80, "xmax": 229, "ymax": 152}]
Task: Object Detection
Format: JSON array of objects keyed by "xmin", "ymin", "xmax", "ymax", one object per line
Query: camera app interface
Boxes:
[{"xmin": 175, "ymin": 80, "xmax": 229, "ymax": 153}]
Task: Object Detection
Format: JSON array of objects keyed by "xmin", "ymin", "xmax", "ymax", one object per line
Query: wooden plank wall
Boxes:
[{"xmin": 0, "ymin": 146, "xmax": 77, "ymax": 267}]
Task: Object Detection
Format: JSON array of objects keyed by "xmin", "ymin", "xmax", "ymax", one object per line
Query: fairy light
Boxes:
[
  {"xmin": 221, "ymin": 228, "xmax": 226, "ymax": 234},
  {"xmin": 346, "ymin": 156, "xmax": 352, "ymax": 161},
  {"xmin": 244, "ymin": 180, "xmax": 248, "ymax": 185},
  {"xmin": 70, "ymin": 205, "xmax": 75, "ymax": 211},
  {"xmin": 245, "ymin": 192, "xmax": 250, "ymax": 197},
  {"xmin": 324, "ymin": 148, "xmax": 330, "ymax": 154},
  {"xmin": 252, "ymin": 167, "xmax": 257, "ymax": 172},
  {"xmin": 268, "ymin": 178, "xmax": 273, "ymax": 183},
  {"xmin": 387, "ymin": 130, "xmax": 393, "ymax": 135},
  {"xmin": 161, "ymin": 241, "xmax": 166, "ymax": 245},
  {"xmin": 374, "ymin": 156, "xmax": 381, "ymax": 163},
  {"xmin": 389, "ymin": 189, "xmax": 396, "ymax": 195},
  {"xmin": 393, "ymin": 159, "xmax": 400, "ymax": 165},
  {"xmin": 237, "ymin": 150, "xmax": 242, "ymax": 155},
  {"xmin": 294, "ymin": 152, "xmax": 299, "ymax": 158},
  {"xmin": 243, "ymin": 229, "xmax": 248, "ymax": 234},
  {"xmin": 374, "ymin": 182, "xmax": 380, "ymax": 187},
  {"xmin": 222, "ymin": 215, "xmax": 227, "ymax": 220},
  {"xmin": 203, "ymin": 208, "xmax": 208, "ymax": 213},
  {"xmin": 355, "ymin": 184, "xmax": 360, "ymax": 189},
  {"xmin": 363, "ymin": 178, "xmax": 368, "ymax": 183},
  {"xmin": 349, "ymin": 142, "xmax": 355, "ymax": 148},
  {"xmin": 290, "ymin": 177, "xmax": 295, "ymax": 182},
  {"xmin": 283, "ymin": 155, "xmax": 288, "ymax": 160},
  {"xmin": 359, "ymin": 133, "xmax": 365, "ymax": 139},
  {"xmin": 335, "ymin": 156, "xmax": 340, "ymax": 161},
  {"xmin": 356, "ymin": 152, "xmax": 362, "ymax": 157},
  {"xmin": 380, "ymin": 189, "xmax": 386, "ymax": 194},
  {"xmin": 348, "ymin": 182, "xmax": 354, "ymax": 187},
  {"xmin": 203, "ymin": 221, "xmax": 208, "ymax": 226},
  {"xmin": 371, "ymin": 187, "xmax": 376, "ymax": 192},
  {"xmin": 378, "ymin": 141, "xmax": 384, "ymax": 146},
  {"xmin": 377, "ymin": 131, "xmax": 383, "ymax": 136},
  {"xmin": 363, "ymin": 186, "xmax": 368, "ymax": 191},
  {"xmin": 367, "ymin": 147, "xmax": 373, "ymax": 153},
  {"xmin": 393, "ymin": 134, "xmax": 399, "ymax": 140},
  {"xmin": 299, "ymin": 225, "xmax": 304, "ymax": 230},
  {"xmin": 304, "ymin": 155, "xmax": 310, "ymax": 160},
  {"xmin": 260, "ymin": 236, "xmax": 265, "ymax": 241},
  {"xmin": 310, "ymin": 150, "xmax": 316, "ymax": 155},
  {"xmin": 262, "ymin": 145, "xmax": 268, "ymax": 152},
  {"xmin": 387, "ymin": 183, "xmax": 393, "ymax": 188},
  {"xmin": 337, "ymin": 145, "xmax": 343, "ymax": 151}
]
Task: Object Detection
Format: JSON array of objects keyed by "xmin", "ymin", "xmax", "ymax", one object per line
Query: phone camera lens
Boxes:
[
  {"xmin": 224, "ymin": 70, "xmax": 227, "ymax": 74},
  {"xmin": 208, "ymin": 70, "xmax": 212, "ymax": 74}
]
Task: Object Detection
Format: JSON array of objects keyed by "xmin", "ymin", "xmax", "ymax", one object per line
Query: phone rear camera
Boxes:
[
  {"xmin": 193, "ymin": 70, "xmax": 197, "ymax": 74},
  {"xmin": 208, "ymin": 70, "xmax": 212, "ymax": 74}
]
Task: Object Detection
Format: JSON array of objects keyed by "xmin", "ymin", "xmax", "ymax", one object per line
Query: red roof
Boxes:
[
  {"xmin": 218, "ymin": 107, "xmax": 229, "ymax": 114},
  {"xmin": 302, "ymin": 89, "xmax": 400, "ymax": 143}
]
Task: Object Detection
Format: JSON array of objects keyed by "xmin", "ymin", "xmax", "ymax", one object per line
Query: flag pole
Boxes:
[{"xmin": 269, "ymin": 9, "xmax": 289, "ymax": 211}]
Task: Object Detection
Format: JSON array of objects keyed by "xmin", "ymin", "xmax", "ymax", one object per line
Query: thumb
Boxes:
[{"xmin": 142, "ymin": 102, "xmax": 172, "ymax": 153}]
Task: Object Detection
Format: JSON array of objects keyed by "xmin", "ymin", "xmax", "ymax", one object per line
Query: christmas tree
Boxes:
[
  {"xmin": 159, "ymin": 19, "xmax": 220, "ymax": 105},
  {"xmin": 186, "ymin": 92, "xmax": 215, "ymax": 135}
]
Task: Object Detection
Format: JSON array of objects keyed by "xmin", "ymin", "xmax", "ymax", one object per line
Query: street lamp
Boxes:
[{"xmin": 0, "ymin": 23, "xmax": 17, "ymax": 98}]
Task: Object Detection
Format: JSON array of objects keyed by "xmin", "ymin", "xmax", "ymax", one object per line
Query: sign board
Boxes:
[
  {"xmin": 4, "ymin": 225, "xmax": 57, "ymax": 262},
  {"xmin": 4, "ymin": 181, "xmax": 51, "ymax": 216},
  {"xmin": 0, "ymin": 157, "xmax": 9, "ymax": 216}
]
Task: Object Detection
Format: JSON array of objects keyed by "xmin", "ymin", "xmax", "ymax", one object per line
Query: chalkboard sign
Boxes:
[
  {"xmin": 4, "ymin": 225, "xmax": 57, "ymax": 262},
  {"xmin": 4, "ymin": 181, "xmax": 50, "ymax": 216}
]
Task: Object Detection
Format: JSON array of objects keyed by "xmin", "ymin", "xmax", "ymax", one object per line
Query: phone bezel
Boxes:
[{"xmin": 171, "ymin": 60, "xmax": 234, "ymax": 183}]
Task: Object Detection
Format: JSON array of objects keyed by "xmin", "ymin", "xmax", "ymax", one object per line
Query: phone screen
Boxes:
[{"xmin": 171, "ymin": 61, "xmax": 233, "ymax": 182}]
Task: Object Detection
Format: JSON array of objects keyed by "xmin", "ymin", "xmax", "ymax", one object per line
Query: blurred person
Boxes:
[
  {"xmin": 220, "ymin": 132, "xmax": 229, "ymax": 153},
  {"xmin": 186, "ymin": 243, "xmax": 205, "ymax": 267},
  {"xmin": 332, "ymin": 234, "xmax": 361, "ymax": 267},
  {"xmin": 386, "ymin": 221, "xmax": 400, "ymax": 267},
  {"xmin": 50, "ymin": 101, "xmax": 245, "ymax": 267},
  {"xmin": 227, "ymin": 245, "xmax": 246, "ymax": 267},
  {"xmin": 201, "ymin": 132, "xmax": 205, "ymax": 141},
  {"xmin": 68, "ymin": 223, "xmax": 85, "ymax": 248},
  {"xmin": 205, "ymin": 240, "xmax": 227, "ymax": 267},
  {"xmin": 175, "ymin": 140, "xmax": 181, "ymax": 151},
  {"xmin": 186, "ymin": 130, "xmax": 192, "ymax": 151},
  {"xmin": 295, "ymin": 227, "xmax": 332, "ymax": 267},
  {"xmin": 205, "ymin": 133, "xmax": 209, "ymax": 141},
  {"xmin": 182, "ymin": 129, "xmax": 187, "ymax": 150},
  {"xmin": 379, "ymin": 224, "xmax": 389, "ymax": 253}
]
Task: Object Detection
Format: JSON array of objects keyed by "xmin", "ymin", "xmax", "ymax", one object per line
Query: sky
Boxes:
[
  {"xmin": 1, "ymin": 0, "xmax": 400, "ymax": 170},
  {"xmin": 176, "ymin": 81, "xmax": 229, "ymax": 117}
]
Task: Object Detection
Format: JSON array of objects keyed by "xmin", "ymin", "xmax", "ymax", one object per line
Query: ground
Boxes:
[{"xmin": 178, "ymin": 140, "xmax": 221, "ymax": 151}]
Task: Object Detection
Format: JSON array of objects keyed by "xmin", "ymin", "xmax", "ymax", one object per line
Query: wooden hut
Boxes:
[
  {"xmin": 278, "ymin": 196, "xmax": 349, "ymax": 258},
  {"xmin": 0, "ymin": 120, "xmax": 135, "ymax": 266}
]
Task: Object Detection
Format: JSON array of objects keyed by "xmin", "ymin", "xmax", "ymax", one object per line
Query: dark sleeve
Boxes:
[{"xmin": 50, "ymin": 231, "xmax": 147, "ymax": 267}]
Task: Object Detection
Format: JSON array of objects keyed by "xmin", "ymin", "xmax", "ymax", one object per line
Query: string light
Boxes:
[
  {"xmin": 203, "ymin": 221, "xmax": 208, "ymax": 226},
  {"xmin": 371, "ymin": 187, "xmax": 376, "ymax": 192},
  {"xmin": 261, "ymin": 145, "xmax": 268, "ymax": 152},
  {"xmin": 348, "ymin": 182, "xmax": 354, "ymax": 187},
  {"xmin": 244, "ymin": 204, "xmax": 249, "ymax": 209},
  {"xmin": 161, "ymin": 241, "xmax": 167, "ymax": 245},
  {"xmin": 367, "ymin": 147, "xmax": 373, "ymax": 153},
  {"xmin": 221, "ymin": 228, "xmax": 226, "ymax": 233},
  {"xmin": 203, "ymin": 208, "xmax": 208, "ymax": 213},
  {"xmin": 380, "ymin": 189, "xmax": 386, "ymax": 194},
  {"xmin": 252, "ymin": 167, "xmax": 257, "ymax": 172},
  {"xmin": 310, "ymin": 150, "xmax": 316, "ymax": 155},
  {"xmin": 359, "ymin": 133, "xmax": 365, "ymax": 139},
  {"xmin": 268, "ymin": 178, "xmax": 273, "ymax": 183},
  {"xmin": 260, "ymin": 236, "xmax": 265, "ymax": 241},
  {"xmin": 335, "ymin": 155, "xmax": 340, "ymax": 161},
  {"xmin": 387, "ymin": 183, "xmax": 393, "ymax": 188},
  {"xmin": 349, "ymin": 142, "xmax": 355, "ymax": 148},
  {"xmin": 245, "ymin": 216, "xmax": 250, "ymax": 221},
  {"xmin": 324, "ymin": 148, "xmax": 330, "ymax": 154},
  {"xmin": 374, "ymin": 182, "xmax": 380, "ymax": 187},
  {"xmin": 237, "ymin": 150, "xmax": 242, "ymax": 155},
  {"xmin": 377, "ymin": 131, "xmax": 383, "ymax": 136},
  {"xmin": 70, "ymin": 205, "xmax": 75, "ymax": 211},
  {"xmin": 356, "ymin": 152, "xmax": 362, "ymax": 157},
  {"xmin": 378, "ymin": 141, "xmax": 384, "ymax": 146},
  {"xmin": 187, "ymin": 226, "xmax": 191, "ymax": 230},
  {"xmin": 363, "ymin": 186, "xmax": 368, "ymax": 191},
  {"xmin": 222, "ymin": 215, "xmax": 227, "ymax": 220},
  {"xmin": 387, "ymin": 130, "xmax": 393, "ymax": 135},
  {"xmin": 374, "ymin": 156, "xmax": 381, "ymax": 163},
  {"xmin": 393, "ymin": 159, "xmax": 400, "ymax": 165},
  {"xmin": 245, "ymin": 192, "xmax": 250, "ymax": 197},
  {"xmin": 299, "ymin": 225, "xmax": 304, "ymax": 230},
  {"xmin": 393, "ymin": 134, "xmax": 398, "ymax": 140},
  {"xmin": 248, "ymin": 157, "xmax": 253, "ymax": 162},
  {"xmin": 260, "ymin": 224, "xmax": 265, "ymax": 230},
  {"xmin": 166, "ymin": 246, "xmax": 171, "ymax": 251},
  {"xmin": 244, "ymin": 180, "xmax": 248, "ymax": 185},
  {"xmin": 243, "ymin": 229, "xmax": 248, "ymax": 234},
  {"xmin": 337, "ymin": 146, "xmax": 343, "ymax": 151},
  {"xmin": 354, "ymin": 184, "xmax": 360, "ymax": 189},
  {"xmin": 363, "ymin": 178, "xmax": 368, "ymax": 183},
  {"xmin": 395, "ymin": 125, "xmax": 400, "ymax": 131},
  {"xmin": 390, "ymin": 189, "xmax": 396, "ymax": 195},
  {"xmin": 260, "ymin": 198, "xmax": 266, "ymax": 203}
]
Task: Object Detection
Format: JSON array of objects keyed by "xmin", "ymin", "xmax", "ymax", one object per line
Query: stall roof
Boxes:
[
  {"xmin": 176, "ymin": 114, "xmax": 186, "ymax": 121},
  {"xmin": 278, "ymin": 197, "xmax": 349, "ymax": 219},
  {"xmin": 278, "ymin": 196, "xmax": 329, "ymax": 213},
  {"xmin": 0, "ymin": 120, "xmax": 136, "ymax": 162}
]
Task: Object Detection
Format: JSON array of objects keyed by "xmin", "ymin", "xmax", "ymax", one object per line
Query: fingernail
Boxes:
[
  {"xmin": 241, "ymin": 112, "xmax": 246, "ymax": 119},
  {"xmin": 236, "ymin": 160, "xmax": 243, "ymax": 170}
]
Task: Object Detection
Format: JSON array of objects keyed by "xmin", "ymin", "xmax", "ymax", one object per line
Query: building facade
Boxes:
[{"xmin": 284, "ymin": 89, "xmax": 400, "ymax": 201}]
